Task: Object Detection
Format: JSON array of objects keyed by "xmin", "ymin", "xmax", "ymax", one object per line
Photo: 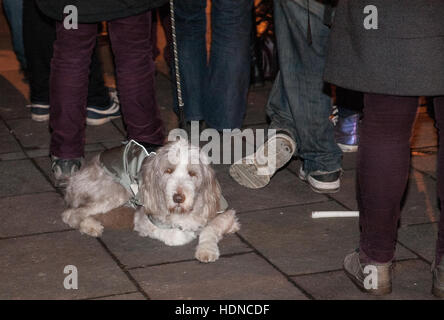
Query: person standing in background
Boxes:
[
  {"xmin": 36, "ymin": 0, "xmax": 167, "ymax": 186},
  {"xmin": 3, "ymin": 0, "xmax": 26, "ymax": 71},
  {"xmin": 324, "ymin": 0, "xmax": 444, "ymax": 297},
  {"xmin": 174, "ymin": 0, "xmax": 252, "ymax": 130}
]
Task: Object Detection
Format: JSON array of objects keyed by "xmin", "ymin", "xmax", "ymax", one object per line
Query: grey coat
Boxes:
[{"xmin": 324, "ymin": 0, "xmax": 444, "ymax": 96}]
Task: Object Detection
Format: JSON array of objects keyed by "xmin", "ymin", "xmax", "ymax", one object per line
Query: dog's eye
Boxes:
[
  {"xmin": 165, "ymin": 168, "xmax": 174, "ymax": 174},
  {"xmin": 188, "ymin": 170, "xmax": 197, "ymax": 177}
]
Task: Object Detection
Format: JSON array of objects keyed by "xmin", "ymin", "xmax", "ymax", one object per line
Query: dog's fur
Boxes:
[{"xmin": 61, "ymin": 140, "xmax": 239, "ymax": 263}]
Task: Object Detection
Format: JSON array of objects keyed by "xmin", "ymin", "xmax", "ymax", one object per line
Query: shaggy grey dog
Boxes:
[{"xmin": 61, "ymin": 140, "xmax": 239, "ymax": 263}]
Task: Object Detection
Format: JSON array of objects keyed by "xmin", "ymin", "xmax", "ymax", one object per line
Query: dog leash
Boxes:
[{"xmin": 169, "ymin": 0, "xmax": 186, "ymax": 129}]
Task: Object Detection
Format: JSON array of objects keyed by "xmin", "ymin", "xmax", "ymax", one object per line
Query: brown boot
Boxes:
[
  {"xmin": 432, "ymin": 260, "xmax": 444, "ymax": 298},
  {"xmin": 343, "ymin": 250, "xmax": 393, "ymax": 296}
]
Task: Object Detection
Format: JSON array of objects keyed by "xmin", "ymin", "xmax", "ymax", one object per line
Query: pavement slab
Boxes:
[
  {"xmin": 214, "ymin": 164, "xmax": 328, "ymax": 214},
  {"xmin": 0, "ymin": 74, "xmax": 29, "ymax": 120},
  {"xmin": 101, "ymin": 230, "xmax": 251, "ymax": 269},
  {"xmin": 0, "ymin": 159, "xmax": 53, "ymax": 197},
  {"xmin": 237, "ymin": 202, "xmax": 416, "ymax": 276},
  {"xmin": 0, "ymin": 231, "xmax": 136, "ymax": 299},
  {"xmin": 0, "ymin": 192, "xmax": 67, "ymax": 238},
  {"xmin": 0, "ymin": 120, "xmax": 21, "ymax": 154},
  {"xmin": 411, "ymin": 153, "xmax": 437, "ymax": 179},
  {"xmin": 293, "ymin": 259, "xmax": 438, "ymax": 300},
  {"xmin": 398, "ymin": 223, "xmax": 439, "ymax": 263},
  {"xmin": 130, "ymin": 252, "xmax": 308, "ymax": 300}
]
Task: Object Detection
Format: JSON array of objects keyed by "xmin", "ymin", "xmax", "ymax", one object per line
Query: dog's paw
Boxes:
[
  {"xmin": 195, "ymin": 243, "xmax": 220, "ymax": 263},
  {"xmin": 225, "ymin": 209, "xmax": 240, "ymax": 233},
  {"xmin": 161, "ymin": 229, "xmax": 196, "ymax": 246},
  {"xmin": 79, "ymin": 218, "xmax": 104, "ymax": 237},
  {"xmin": 62, "ymin": 209, "xmax": 81, "ymax": 228}
]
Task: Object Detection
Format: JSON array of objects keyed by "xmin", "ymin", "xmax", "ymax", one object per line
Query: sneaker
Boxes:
[
  {"xmin": 29, "ymin": 104, "xmax": 50, "ymax": 122},
  {"xmin": 335, "ymin": 113, "xmax": 360, "ymax": 153},
  {"xmin": 343, "ymin": 250, "xmax": 393, "ymax": 296},
  {"xmin": 298, "ymin": 166, "xmax": 341, "ymax": 193},
  {"xmin": 229, "ymin": 132, "xmax": 296, "ymax": 189},
  {"xmin": 86, "ymin": 92, "xmax": 121, "ymax": 126},
  {"xmin": 432, "ymin": 259, "xmax": 444, "ymax": 298},
  {"xmin": 51, "ymin": 156, "xmax": 83, "ymax": 188}
]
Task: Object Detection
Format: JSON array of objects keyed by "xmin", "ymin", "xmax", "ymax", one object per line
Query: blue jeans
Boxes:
[
  {"xmin": 266, "ymin": 0, "xmax": 342, "ymax": 174},
  {"xmin": 3, "ymin": 0, "xmax": 26, "ymax": 69},
  {"xmin": 174, "ymin": 0, "xmax": 252, "ymax": 130}
]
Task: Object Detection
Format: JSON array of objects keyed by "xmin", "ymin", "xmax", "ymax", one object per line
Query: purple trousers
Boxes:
[
  {"xmin": 359, "ymin": 94, "xmax": 444, "ymax": 265},
  {"xmin": 50, "ymin": 11, "xmax": 165, "ymax": 159}
]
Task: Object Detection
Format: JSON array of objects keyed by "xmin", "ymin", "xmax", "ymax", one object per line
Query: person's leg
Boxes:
[
  {"xmin": 358, "ymin": 94, "xmax": 418, "ymax": 263},
  {"xmin": 204, "ymin": 0, "xmax": 252, "ymax": 130},
  {"xmin": 50, "ymin": 21, "xmax": 97, "ymax": 159},
  {"xmin": 3, "ymin": 0, "xmax": 26, "ymax": 70},
  {"xmin": 107, "ymin": 11, "xmax": 164, "ymax": 145},
  {"xmin": 174, "ymin": 0, "xmax": 207, "ymax": 121},
  {"xmin": 433, "ymin": 96, "xmax": 444, "ymax": 266},
  {"xmin": 23, "ymin": 0, "xmax": 54, "ymax": 106},
  {"xmin": 272, "ymin": 0, "xmax": 342, "ymax": 175}
]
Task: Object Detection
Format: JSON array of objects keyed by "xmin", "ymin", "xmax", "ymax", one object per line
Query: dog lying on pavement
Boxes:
[{"xmin": 61, "ymin": 139, "xmax": 239, "ymax": 263}]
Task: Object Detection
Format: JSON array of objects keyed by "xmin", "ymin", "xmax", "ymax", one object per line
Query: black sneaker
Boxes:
[
  {"xmin": 299, "ymin": 166, "xmax": 341, "ymax": 193},
  {"xmin": 86, "ymin": 89, "xmax": 121, "ymax": 126},
  {"xmin": 28, "ymin": 104, "xmax": 50, "ymax": 122},
  {"xmin": 51, "ymin": 156, "xmax": 83, "ymax": 188}
]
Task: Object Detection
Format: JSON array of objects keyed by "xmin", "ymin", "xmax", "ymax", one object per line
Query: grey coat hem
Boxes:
[{"xmin": 324, "ymin": 35, "xmax": 444, "ymax": 96}]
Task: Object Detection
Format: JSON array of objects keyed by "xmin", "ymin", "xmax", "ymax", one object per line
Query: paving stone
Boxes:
[
  {"xmin": 85, "ymin": 122, "xmax": 125, "ymax": 144},
  {"xmin": 8, "ymin": 118, "xmax": 50, "ymax": 150},
  {"xmin": 93, "ymin": 292, "xmax": 146, "ymax": 300},
  {"xmin": 0, "ymin": 192, "xmax": 67, "ymax": 238},
  {"xmin": 101, "ymin": 230, "xmax": 251, "ymax": 269},
  {"xmin": 130, "ymin": 252, "xmax": 308, "ymax": 300},
  {"xmin": 237, "ymin": 202, "xmax": 415, "ymax": 276},
  {"xmin": 0, "ymin": 231, "xmax": 136, "ymax": 299},
  {"xmin": 293, "ymin": 259, "xmax": 438, "ymax": 300},
  {"xmin": 214, "ymin": 164, "xmax": 328, "ymax": 213},
  {"xmin": 0, "ymin": 121, "xmax": 21, "ymax": 154},
  {"xmin": 0, "ymin": 74, "xmax": 29, "ymax": 120},
  {"xmin": 402, "ymin": 170, "xmax": 439, "ymax": 225},
  {"xmin": 411, "ymin": 154, "xmax": 437, "ymax": 179},
  {"xmin": 0, "ymin": 159, "xmax": 53, "ymax": 197},
  {"xmin": 0, "ymin": 151, "xmax": 26, "ymax": 161},
  {"xmin": 398, "ymin": 223, "xmax": 439, "ymax": 263}
]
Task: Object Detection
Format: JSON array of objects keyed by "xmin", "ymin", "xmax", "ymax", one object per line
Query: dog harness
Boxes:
[{"xmin": 99, "ymin": 140, "xmax": 153, "ymax": 208}]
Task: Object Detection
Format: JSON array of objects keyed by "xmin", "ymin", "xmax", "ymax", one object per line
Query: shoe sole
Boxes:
[
  {"xmin": 229, "ymin": 134, "xmax": 295, "ymax": 189},
  {"xmin": 86, "ymin": 115, "xmax": 121, "ymax": 126},
  {"xmin": 31, "ymin": 113, "xmax": 49, "ymax": 122},
  {"xmin": 338, "ymin": 143, "xmax": 358, "ymax": 153},
  {"xmin": 298, "ymin": 170, "xmax": 340, "ymax": 194},
  {"xmin": 229, "ymin": 163, "xmax": 271, "ymax": 189},
  {"xmin": 343, "ymin": 266, "xmax": 392, "ymax": 296}
]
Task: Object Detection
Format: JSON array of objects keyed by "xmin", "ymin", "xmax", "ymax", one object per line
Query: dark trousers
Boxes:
[
  {"xmin": 23, "ymin": 0, "xmax": 109, "ymax": 107},
  {"xmin": 358, "ymin": 94, "xmax": 444, "ymax": 265},
  {"xmin": 50, "ymin": 11, "xmax": 165, "ymax": 158}
]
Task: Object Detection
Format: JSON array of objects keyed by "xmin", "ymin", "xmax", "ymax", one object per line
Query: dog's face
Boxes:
[{"xmin": 141, "ymin": 140, "xmax": 217, "ymax": 216}]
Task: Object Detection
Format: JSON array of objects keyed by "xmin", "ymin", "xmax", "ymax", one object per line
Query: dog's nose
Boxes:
[{"xmin": 173, "ymin": 193, "xmax": 185, "ymax": 204}]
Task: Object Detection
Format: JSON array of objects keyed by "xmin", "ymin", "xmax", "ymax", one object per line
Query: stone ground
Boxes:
[{"xmin": 0, "ymin": 11, "xmax": 442, "ymax": 300}]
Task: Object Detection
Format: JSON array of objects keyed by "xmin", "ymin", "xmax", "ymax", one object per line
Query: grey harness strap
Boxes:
[{"xmin": 100, "ymin": 140, "xmax": 155, "ymax": 208}]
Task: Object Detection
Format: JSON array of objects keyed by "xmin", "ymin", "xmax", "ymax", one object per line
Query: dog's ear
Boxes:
[
  {"xmin": 200, "ymin": 163, "xmax": 222, "ymax": 220},
  {"xmin": 138, "ymin": 154, "xmax": 166, "ymax": 215}
]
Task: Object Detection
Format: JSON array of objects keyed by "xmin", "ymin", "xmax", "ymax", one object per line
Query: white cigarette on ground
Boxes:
[{"xmin": 311, "ymin": 211, "xmax": 359, "ymax": 219}]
